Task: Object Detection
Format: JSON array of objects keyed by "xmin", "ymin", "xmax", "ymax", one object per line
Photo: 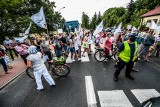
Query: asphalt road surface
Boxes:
[{"xmin": 0, "ymin": 54, "xmax": 160, "ymax": 107}]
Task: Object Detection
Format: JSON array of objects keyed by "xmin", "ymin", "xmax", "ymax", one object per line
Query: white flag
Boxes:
[
  {"xmin": 117, "ymin": 22, "xmax": 122, "ymax": 30},
  {"xmin": 31, "ymin": 7, "xmax": 47, "ymax": 29},
  {"xmin": 127, "ymin": 25, "xmax": 132, "ymax": 30},
  {"xmin": 78, "ymin": 23, "xmax": 82, "ymax": 32},
  {"xmin": 25, "ymin": 22, "xmax": 32, "ymax": 35},
  {"xmin": 151, "ymin": 21, "xmax": 157, "ymax": 30},
  {"xmin": 93, "ymin": 21, "xmax": 103, "ymax": 36},
  {"xmin": 131, "ymin": 26, "xmax": 137, "ymax": 33},
  {"xmin": 14, "ymin": 35, "xmax": 28, "ymax": 43},
  {"xmin": 114, "ymin": 22, "xmax": 122, "ymax": 36}
]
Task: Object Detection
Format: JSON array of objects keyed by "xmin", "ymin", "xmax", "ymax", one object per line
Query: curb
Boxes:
[{"xmin": 0, "ymin": 68, "xmax": 27, "ymax": 90}]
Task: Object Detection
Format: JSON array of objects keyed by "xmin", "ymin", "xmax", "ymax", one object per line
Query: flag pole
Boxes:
[{"xmin": 45, "ymin": 24, "xmax": 51, "ymax": 44}]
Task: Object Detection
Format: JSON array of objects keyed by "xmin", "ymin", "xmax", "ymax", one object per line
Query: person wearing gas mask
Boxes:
[{"xmin": 113, "ymin": 33, "xmax": 138, "ymax": 81}]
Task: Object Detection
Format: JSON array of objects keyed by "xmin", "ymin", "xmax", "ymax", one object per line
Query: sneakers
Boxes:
[
  {"xmin": 113, "ymin": 76, "xmax": 118, "ymax": 81},
  {"xmin": 72, "ymin": 59, "xmax": 75, "ymax": 62},
  {"xmin": 78, "ymin": 58, "xmax": 81, "ymax": 61},
  {"xmin": 125, "ymin": 75, "xmax": 134, "ymax": 80},
  {"xmin": 132, "ymin": 69, "xmax": 138, "ymax": 72},
  {"xmin": 144, "ymin": 59, "xmax": 149, "ymax": 62}
]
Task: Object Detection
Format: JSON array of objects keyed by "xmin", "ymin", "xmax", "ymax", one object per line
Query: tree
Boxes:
[
  {"xmin": 81, "ymin": 12, "xmax": 90, "ymax": 29},
  {"xmin": 101, "ymin": 0, "xmax": 160, "ymax": 28},
  {"xmin": 97, "ymin": 11, "xmax": 102, "ymax": 25},
  {"xmin": 90, "ymin": 12, "xmax": 97, "ymax": 30},
  {"xmin": 102, "ymin": 7, "xmax": 126, "ymax": 28},
  {"xmin": 0, "ymin": 0, "xmax": 65, "ymax": 42}
]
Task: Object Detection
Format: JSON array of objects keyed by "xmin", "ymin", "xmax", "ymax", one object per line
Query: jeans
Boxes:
[{"xmin": 0, "ymin": 58, "xmax": 8, "ymax": 72}]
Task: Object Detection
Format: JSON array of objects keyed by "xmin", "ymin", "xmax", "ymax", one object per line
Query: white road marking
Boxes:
[
  {"xmin": 66, "ymin": 53, "xmax": 73, "ymax": 63},
  {"xmin": 81, "ymin": 52, "xmax": 90, "ymax": 62},
  {"xmin": 131, "ymin": 89, "xmax": 160, "ymax": 103},
  {"xmin": 85, "ymin": 76, "xmax": 97, "ymax": 107},
  {"xmin": 91, "ymin": 44, "xmax": 96, "ymax": 53},
  {"xmin": 98, "ymin": 90, "xmax": 133, "ymax": 107}
]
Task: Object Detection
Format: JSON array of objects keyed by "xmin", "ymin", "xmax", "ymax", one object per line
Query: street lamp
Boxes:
[{"xmin": 58, "ymin": 7, "xmax": 65, "ymax": 12}]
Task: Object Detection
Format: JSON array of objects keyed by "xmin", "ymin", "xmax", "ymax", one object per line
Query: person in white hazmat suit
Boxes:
[{"xmin": 27, "ymin": 45, "xmax": 55, "ymax": 90}]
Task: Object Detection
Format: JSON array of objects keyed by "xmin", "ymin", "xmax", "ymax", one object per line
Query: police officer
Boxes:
[{"xmin": 114, "ymin": 33, "xmax": 138, "ymax": 81}]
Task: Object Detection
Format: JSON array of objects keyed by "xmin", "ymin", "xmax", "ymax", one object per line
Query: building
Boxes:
[
  {"xmin": 65, "ymin": 20, "xmax": 79, "ymax": 33},
  {"xmin": 141, "ymin": 6, "xmax": 160, "ymax": 35}
]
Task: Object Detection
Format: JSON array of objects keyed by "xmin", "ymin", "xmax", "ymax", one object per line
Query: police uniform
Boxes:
[{"xmin": 114, "ymin": 33, "xmax": 138, "ymax": 81}]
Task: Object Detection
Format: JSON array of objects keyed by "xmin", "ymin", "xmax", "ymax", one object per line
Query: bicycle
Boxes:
[
  {"xmin": 26, "ymin": 54, "xmax": 70, "ymax": 79},
  {"xmin": 94, "ymin": 47, "xmax": 118, "ymax": 62}
]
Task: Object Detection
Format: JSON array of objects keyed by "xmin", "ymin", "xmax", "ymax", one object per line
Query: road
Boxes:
[{"xmin": 0, "ymin": 53, "xmax": 160, "ymax": 107}]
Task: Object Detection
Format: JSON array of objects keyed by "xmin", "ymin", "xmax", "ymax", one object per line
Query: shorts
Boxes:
[{"xmin": 70, "ymin": 47, "xmax": 75, "ymax": 53}]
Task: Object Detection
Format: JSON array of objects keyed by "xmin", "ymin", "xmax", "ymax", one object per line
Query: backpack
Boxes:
[
  {"xmin": 143, "ymin": 36, "xmax": 154, "ymax": 46},
  {"xmin": 136, "ymin": 37, "xmax": 144, "ymax": 44}
]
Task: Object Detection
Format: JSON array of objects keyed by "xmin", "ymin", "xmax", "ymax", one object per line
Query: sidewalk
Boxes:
[{"xmin": 0, "ymin": 58, "xmax": 26, "ymax": 89}]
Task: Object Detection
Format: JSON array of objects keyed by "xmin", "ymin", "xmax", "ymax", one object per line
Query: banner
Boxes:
[
  {"xmin": 93, "ymin": 21, "xmax": 103, "ymax": 36},
  {"xmin": 31, "ymin": 7, "xmax": 47, "ymax": 29},
  {"xmin": 57, "ymin": 29, "xmax": 63, "ymax": 34},
  {"xmin": 25, "ymin": 22, "xmax": 32, "ymax": 35}
]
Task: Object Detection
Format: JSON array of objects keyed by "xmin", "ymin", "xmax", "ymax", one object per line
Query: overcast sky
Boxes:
[{"xmin": 50, "ymin": 0, "xmax": 133, "ymax": 23}]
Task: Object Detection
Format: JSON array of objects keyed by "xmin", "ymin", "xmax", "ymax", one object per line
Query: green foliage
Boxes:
[
  {"xmin": 90, "ymin": 12, "xmax": 97, "ymax": 30},
  {"xmin": 102, "ymin": 7, "xmax": 126, "ymax": 28},
  {"xmin": 0, "ymin": 0, "xmax": 65, "ymax": 42},
  {"xmin": 89, "ymin": 11, "xmax": 102, "ymax": 30},
  {"xmin": 139, "ymin": 23, "xmax": 146, "ymax": 31},
  {"xmin": 101, "ymin": 0, "xmax": 160, "ymax": 29},
  {"xmin": 81, "ymin": 12, "xmax": 90, "ymax": 29}
]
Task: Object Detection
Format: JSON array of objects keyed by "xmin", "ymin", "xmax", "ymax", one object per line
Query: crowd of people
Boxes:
[{"xmin": 0, "ymin": 27, "xmax": 160, "ymax": 90}]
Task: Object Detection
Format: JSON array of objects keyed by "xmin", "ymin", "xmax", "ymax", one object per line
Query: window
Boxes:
[
  {"xmin": 157, "ymin": 20, "xmax": 160, "ymax": 26},
  {"xmin": 147, "ymin": 20, "xmax": 151, "ymax": 23},
  {"xmin": 153, "ymin": 19, "xmax": 158, "ymax": 23}
]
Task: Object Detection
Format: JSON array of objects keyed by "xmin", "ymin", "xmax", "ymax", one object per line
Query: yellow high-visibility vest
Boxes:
[{"xmin": 119, "ymin": 41, "xmax": 138, "ymax": 63}]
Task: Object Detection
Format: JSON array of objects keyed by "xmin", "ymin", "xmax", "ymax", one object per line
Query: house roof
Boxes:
[{"xmin": 141, "ymin": 6, "xmax": 160, "ymax": 17}]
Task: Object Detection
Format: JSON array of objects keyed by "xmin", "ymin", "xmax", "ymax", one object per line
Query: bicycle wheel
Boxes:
[
  {"xmin": 53, "ymin": 64, "xmax": 70, "ymax": 77},
  {"xmin": 26, "ymin": 67, "xmax": 35, "ymax": 79},
  {"xmin": 94, "ymin": 50, "xmax": 106, "ymax": 62}
]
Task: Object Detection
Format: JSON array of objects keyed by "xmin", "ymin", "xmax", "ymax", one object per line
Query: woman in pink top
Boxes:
[
  {"xmin": 104, "ymin": 33, "xmax": 112, "ymax": 59},
  {"xmin": 15, "ymin": 42, "xmax": 29, "ymax": 65}
]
